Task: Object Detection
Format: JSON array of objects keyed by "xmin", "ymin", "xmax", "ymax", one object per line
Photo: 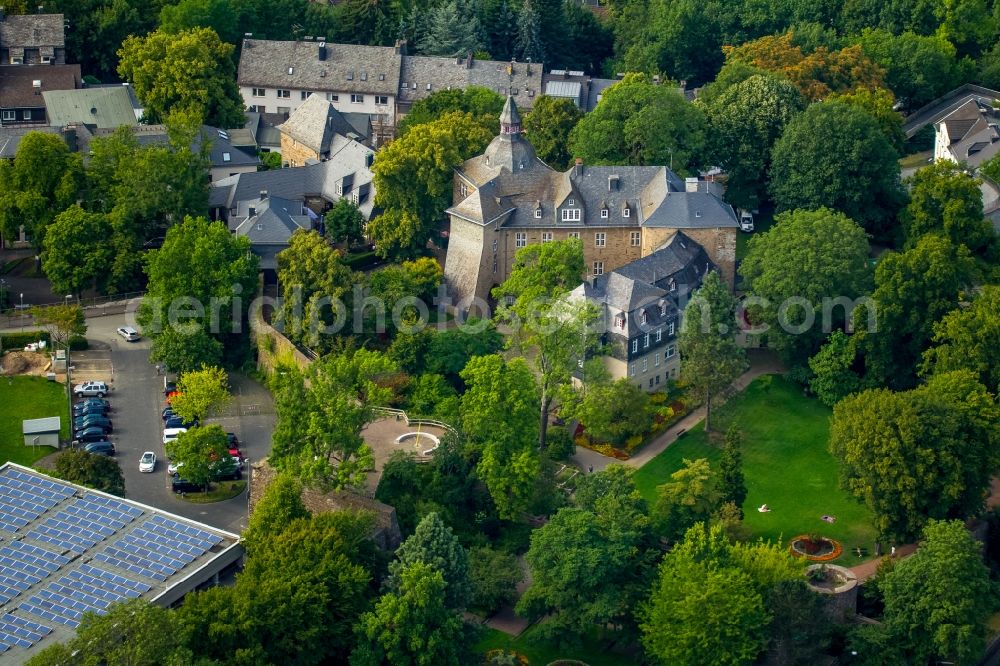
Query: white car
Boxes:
[
  {"xmin": 116, "ymin": 326, "xmax": 140, "ymax": 342},
  {"xmin": 73, "ymin": 381, "xmax": 109, "ymax": 397},
  {"xmin": 167, "ymin": 460, "xmax": 183, "ymax": 476},
  {"xmin": 163, "ymin": 427, "xmax": 187, "ymax": 445},
  {"xmin": 139, "ymin": 451, "xmax": 156, "ymax": 473}
]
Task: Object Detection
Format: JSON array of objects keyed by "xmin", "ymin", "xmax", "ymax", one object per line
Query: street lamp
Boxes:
[
  {"xmin": 0, "ymin": 278, "xmax": 6, "ymax": 313},
  {"xmin": 64, "ymin": 295, "xmax": 73, "ymax": 436},
  {"xmin": 19, "ymin": 293, "xmax": 23, "ymax": 333}
]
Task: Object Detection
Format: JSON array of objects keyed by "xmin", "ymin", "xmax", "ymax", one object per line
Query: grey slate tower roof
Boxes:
[
  {"xmin": 499, "ymin": 95, "xmax": 521, "ymax": 130},
  {"xmin": 481, "ymin": 96, "xmax": 539, "ymax": 175}
]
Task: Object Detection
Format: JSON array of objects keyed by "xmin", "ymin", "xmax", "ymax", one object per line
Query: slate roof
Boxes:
[
  {"xmin": 0, "ymin": 63, "xmax": 79, "ymax": 109},
  {"xmin": 450, "ymin": 100, "xmax": 735, "ymax": 232},
  {"xmin": 0, "ymin": 124, "xmax": 62, "ymax": 157},
  {"xmin": 398, "ymin": 55, "xmax": 544, "ymax": 109},
  {"xmin": 277, "ymin": 93, "xmax": 369, "ymax": 152},
  {"xmin": 42, "ymin": 86, "xmax": 138, "ymax": 129},
  {"xmin": 210, "ymin": 137, "xmax": 376, "ymax": 219},
  {"xmin": 91, "ymin": 124, "xmax": 260, "ymax": 172},
  {"xmin": 0, "ymin": 13, "xmax": 64, "ymax": 49},
  {"xmin": 937, "ymin": 99, "xmax": 1000, "ymax": 167},
  {"xmin": 233, "ymin": 195, "xmax": 311, "ymax": 244},
  {"xmin": 238, "ymin": 39, "xmax": 401, "ymax": 95}
]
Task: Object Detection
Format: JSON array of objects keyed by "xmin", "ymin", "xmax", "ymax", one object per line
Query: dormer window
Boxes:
[
  {"xmin": 623, "ymin": 205, "xmax": 631, "ymax": 218},
  {"xmin": 660, "ymin": 302, "xmax": 667, "ymax": 316},
  {"xmin": 561, "ymin": 208, "xmax": 581, "ymax": 221},
  {"xmin": 485, "ymin": 156, "xmax": 490, "ymax": 166},
  {"xmin": 460, "ymin": 183, "xmax": 468, "ymax": 198},
  {"xmin": 568, "ymin": 198, "xmax": 575, "ymax": 205},
  {"xmin": 534, "ymin": 207, "xmax": 542, "ymax": 218},
  {"xmin": 615, "ymin": 313, "xmax": 626, "ymax": 329},
  {"xmin": 601, "ymin": 208, "xmax": 608, "ymax": 219},
  {"xmin": 640, "ymin": 310, "xmax": 648, "ymax": 325},
  {"xmin": 669, "ymin": 278, "xmax": 676, "ymax": 292}
]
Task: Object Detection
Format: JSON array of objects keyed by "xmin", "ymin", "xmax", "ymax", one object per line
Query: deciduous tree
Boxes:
[
  {"xmin": 523, "ymin": 95, "xmax": 583, "ymax": 169},
  {"xmin": 170, "ymin": 365, "xmax": 230, "ymax": 423},
  {"xmin": 565, "ymin": 377, "xmax": 651, "ymax": 446},
  {"xmin": 165, "ymin": 424, "xmax": 231, "ymax": 490},
  {"xmin": 117, "ymin": 27, "xmax": 245, "ymax": 127},
  {"xmin": 740, "ymin": 207, "xmax": 872, "ymax": 366},
  {"xmin": 51, "ymin": 450, "xmax": 125, "ymax": 497},
  {"xmin": 900, "ymin": 160, "xmax": 996, "ymax": 254},
  {"xmin": 242, "ymin": 473, "xmax": 309, "ymax": 555},
  {"xmin": 324, "ymin": 198, "xmax": 366, "ymax": 247},
  {"xmin": 921, "ymin": 285, "xmax": 1000, "ymax": 392},
  {"xmin": 808, "ymin": 330, "xmax": 865, "ymax": 406},
  {"xmin": 469, "ymin": 546, "xmax": 520, "ymax": 615},
  {"xmin": 31, "ymin": 304, "xmax": 86, "ymax": 350},
  {"xmin": 369, "ymin": 112, "xmax": 493, "ymax": 258},
  {"xmin": 41, "ymin": 206, "xmax": 114, "ymax": 296},
  {"xmin": 769, "ymin": 100, "xmax": 904, "ymax": 238},
  {"xmin": 677, "ymin": 270, "xmax": 747, "ymax": 431},
  {"xmin": 653, "ymin": 457, "xmax": 720, "ymax": 541}
]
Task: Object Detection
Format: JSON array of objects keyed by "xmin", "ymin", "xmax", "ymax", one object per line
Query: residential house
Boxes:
[
  {"xmin": 443, "ymin": 96, "xmax": 739, "ymax": 309},
  {"xmin": 244, "ymin": 111, "xmax": 284, "ymax": 153},
  {"xmin": 237, "ymin": 38, "xmax": 402, "ymax": 142},
  {"xmin": 933, "ymin": 97, "xmax": 1000, "ymax": 168},
  {"xmin": 568, "ymin": 231, "xmax": 712, "ymax": 390},
  {"xmin": 42, "ymin": 85, "xmax": 139, "ymax": 130},
  {"xmin": 231, "ymin": 193, "xmax": 315, "ymax": 271},
  {"xmin": 0, "ymin": 124, "xmax": 66, "ymax": 159},
  {"xmin": 0, "ymin": 63, "xmax": 79, "ymax": 126},
  {"xmin": 277, "ymin": 92, "xmax": 372, "ymax": 166},
  {"xmin": 0, "ymin": 10, "xmax": 65, "ymax": 65},
  {"xmin": 542, "ymin": 70, "xmax": 622, "ymax": 111}
]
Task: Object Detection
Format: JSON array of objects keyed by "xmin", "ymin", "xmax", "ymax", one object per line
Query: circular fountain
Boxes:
[{"xmin": 394, "ymin": 432, "xmax": 441, "ymax": 456}]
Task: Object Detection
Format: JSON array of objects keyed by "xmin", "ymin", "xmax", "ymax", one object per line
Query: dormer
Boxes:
[
  {"xmin": 640, "ymin": 310, "xmax": 649, "ymax": 325},
  {"xmin": 337, "ymin": 173, "xmax": 354, "ymax": 196},
  {"xmin": 622, "ymin": 202, "xmax": 631, "ymax": 218},
  {"xmin": 614, "ymin": 312, "xmax": 626, "ymax": 329},
  {"xmin": 560, "ymin": 197, "xmax": 582, "ymax": 222},
  {"xmin": 534, "ymin": 201, "xmax": 542, "ymax": 219},
  {"xmin": 659, "ymin": 301, "xmax": 668, "ymax": 316},
  {"xmin": 608, "ymin": 174, "xmax": 620, "ymax": 192},
  {"xmin": 600, "ymin": 201, "xmax": 609, "ymax": 219}
]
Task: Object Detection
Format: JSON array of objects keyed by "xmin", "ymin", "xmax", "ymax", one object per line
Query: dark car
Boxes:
[
  {"xmin": 226, "ymin": 433, "xmax": 240, "ymax": 457},
  {"xmin": 73, "ymin": 403, "xmax": 110, "ymax": 418},
  {"xmin": 213, "ymin": 459, "xmax": 242, "ymax": 481},
  {"xmin": 161, "ymin": 407, "xmax": 175, "ymax": 421},
  {"xmin": 82, "ymin": 440, "xmax": 115, "ymax": 456},
  {"xmin": 73, "ymin": 415, "xmax": 113, "ymax": 433},
  {"xmin": 164, "ymin": 416, "xmax": 196, "ymax": 430},
  {"xmin": 164, "ymin": 381, "xmax": 177, "ymax": 396},
  {"xmin": 170, "ymin": 475, "xmax": 203, "ymax": 494},
  {"xmin": 74, "ymin": 427, "xmax": 111, "ymax": 444},
  {"xmin": 75, "ymin": 397, "xmax": 111, "ymax": 411}
]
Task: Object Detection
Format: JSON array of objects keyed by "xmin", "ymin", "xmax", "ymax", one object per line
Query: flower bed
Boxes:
[{"xmin": 789, "ymin": 534, "xmax": 843, "ymax": 562}]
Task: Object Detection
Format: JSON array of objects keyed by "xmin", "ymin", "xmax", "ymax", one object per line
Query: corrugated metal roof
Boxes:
[
  {"xmin": 544, "ymin": 80, "xmax": 582, "ymax": 98},
  {"xmin": 22, "ymin": 417, "xmax": 60, "ymax": 434}
]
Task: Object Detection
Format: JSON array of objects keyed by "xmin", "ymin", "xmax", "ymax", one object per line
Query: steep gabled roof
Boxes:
[
  {"xmin": 0, "ymin": 13, "xmax": 64, "ymax": 49},
  {"xmin": 277, "ymin": 93, "xmax": 363, "ymax": 152},
  {"xmin": 238, "ymin": 39, "xmax": 401, "ymax": 95}
]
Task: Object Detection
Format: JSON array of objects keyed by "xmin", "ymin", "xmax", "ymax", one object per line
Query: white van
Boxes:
[
  {"xmin": 163, "ymin": 427, "xmax": 187, "ymax": 445},
  {"xmin": 738, "ymin": 209, "xmax": 755, "ymax": 232}
]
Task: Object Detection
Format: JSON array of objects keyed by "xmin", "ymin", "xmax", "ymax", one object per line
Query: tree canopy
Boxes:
[
  {"xmin": 921, "ymin": 285, "xmax": 1000, "ymax": 392},
  {"xmin": 523, "ymin": 94, "xmax": 584, "ymax": 169},
  {"xmin": 901, "ymin": 161, "xmax": 996, "ymax": 255},
  {"xmin": 386, "ymin": 512, "xmax": 472, "ymax": 610},
  {"xmin": 51, "ymin": 450, "xmax": 125, "ymax": 497}
]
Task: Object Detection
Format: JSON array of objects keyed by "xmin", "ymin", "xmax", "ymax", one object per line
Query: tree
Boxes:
[
  {"xmin": 808, "ymin": 330, "xmax": 864, "ymax": 406},
  {"xmin": 523, "ymin": 95, "xmax": 584, "ymax": 169},
  {"xmin": 117, "ymin": 27, "xmax": 245, "ymax": 127},
  {"xmin": 677, "ymin": 270, "xmax": 747, "ymax": 432},
  {"xmin": 387, "ymin": 512, "xmax": 471, "ymax": 610},
  {"xmin": 469, "ymin": 546, "xmax": 521, "ymax": 615},
  {"xmin": 566, "ymin": 377, "xmax": 651, "ymax": 446},
  {"xmin": 165, "ymin": 425, "xmax": 230, "ymax": 490},
  {"xmin": 568, "ymin": 74, "xmax": 708, "ymax": 173},
  {"xmin": 51, "ymin": 450, "xmax": 125, "ymax": 497},
  {"xmin": 769, "ymin": 100, "xmax": 904, "ymax": 238},
  {"xmin": 325, "ymin": 198, "xmax": 366, "ymax": 247},
  {"xmin": 900, "ymin": 161, "xmax": 996, "ymax": 254},
  {"xmin": 41, "ymin": 205, "xmax": 115, "ymax": 296},
  {"xmin": 418, "ymin": 0, "xmax": 484, "ymax": 58},
  {"xmin": 460, "ymin": 355, "xmax": 540, "ymax": 519},
  {"xmin": 158, "ymin": 0, "xmax": 247, "ymax": 45},
  {"xmin": 639, "ymin": 522, "xmax": 801, "ymax": 666},
  {"xmin": 829, "ymin": 371, "xmax": 1000, "ymax": 542},
  {"xmin": 139, "ymin": 216, "xmax": 258, "ymax": 370},
  {"xmin": 877, "ymin": 520, "xmax": 993, "ymax": 665},
  {"xmin": 719, "ymin": 425, "xmax": 747, "ymax": 516},
  {"xmin": 764, "ymin": 580, "xmax": 832, "ymax": 664},
  {"xmin": 369, "ymin": 111, "xmax": 493, "ymax": 258},
  {"xmin": 515, "ymin": 0, "xmax": 545, "ymax": 64},
  {"xmin": 854, "ymin": 29, "xmax": 971, "ymax": 108},
  {"xmin": 242, "ymin": 473, "xmax": 309, "ymax": 555},
  {"xmin": 653, "ymin": 458, "xmax": 720, "ymax": 541},
  {"xmin": 351, "ymin": 561, "xmax": 466, "ymax": 666},
  {"xmin": 178, "ymin": 511, "xmax": 375, "ymax": 665},
  {"xmin": 170, "ymin": 365, "xmax": 230, "ymax": 423},
  {"xmin": 921, "ymin": 285, "xmax": 1000, "ymax": 392},
  {"xmin": 276, "ymin": 229, "xmax": 356, "ymax": 352},
  {"xmin": 858, "ymin": 235, "xmax": 977, "ymax": 389},
  {"xmin": 146, "ymin": 327, "xmax": 223, "ymax": 374},
  {"xmin": 27, "ymin": 598, "xmax": 191, "ymax": 666},
  {"xmin": 705, "ymin": 73, "xmax": 805, "ymax": 209},
  {"xmin": 935, "ymin": 0, "xmax": 997, "ymax": 58},
  {"xmin": 31, "ymin": 304, "xmax": 86, "ymax": 350},
  {"xmin": 739, "ymin": 207, "xmax": 872, "ymax": 366},
  {"xmin": 831, "ymin": 86, "xmax": 906, "ymax": 153},
  {"xmin": 621, "ymin": 0, "xmax": 725, "ymax": 87},
  {"xmin": 517, "ymin": 485, "xmax": 655, "ymax": 641},
  {"xmin": 271, "ymin": 350, "xmax": 396, "ymax": 490},
  {"xmin": 493, "ymin": 238, "xmax": 599, "ymax": 449},
  {"xmin": 0, "ymin": 132, "xmax": 83, "ymax": 249},
  {"xmin": 396, "ymin": 86, "xmax": 503, "ymax": 137},
  {"xmin": 722, "ymin": 32, "xmax": 886, "ymax": 100},
  {"xmin": 407, "ymin": 373, "xmax": 459, "ymax": 422}
]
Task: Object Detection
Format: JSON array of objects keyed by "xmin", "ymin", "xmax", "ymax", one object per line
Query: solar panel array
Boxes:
[
  {"xmin": 0, "ymin": 468, "xmax": 74, "ymax": 535},
  {"xmin": 0, "ymin": 466, "xmax": 231, "ymax": 655}
]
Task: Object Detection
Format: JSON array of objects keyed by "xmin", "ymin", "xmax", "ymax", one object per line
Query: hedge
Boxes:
[{"xmin": 0, "ymin": 330, "xmax": 50, "ymax": 350}]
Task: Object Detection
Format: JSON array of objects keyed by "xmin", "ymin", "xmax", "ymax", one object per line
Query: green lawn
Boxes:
[
  {"xmin": 633, "ymin": 376, "xmax": 876, "ymax": 562},
  {"xmin": 0, "ymin": 375, "xmax": 68, "ymax": 465},
  {"xmin": 475, "ymin": 626, "xmax": 633, "ymax": 666}
]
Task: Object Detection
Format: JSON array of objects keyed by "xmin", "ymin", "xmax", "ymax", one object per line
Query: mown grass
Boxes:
[
  {"xmin": 632, "ymin": 376, "xmax": 876, "ymax": 562},
  {"xmin": 0, "ymin": 375, "xmax": 68, "ymax": 465}
]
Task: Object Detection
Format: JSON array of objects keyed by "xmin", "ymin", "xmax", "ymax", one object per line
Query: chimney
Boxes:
[
  {"xmin": 259, "ymin": 189, "xmax": 268, "ymax": 200},
  {"xmin": 248, "ymin": 206, "xmax": 256, "ymax": 217},
  {"xmin": 608, "ymin": 174, "xmax": 619, "ymax": 192},
  {"xmin": 575, "ymin": 157, "xmax": 583, "ymax": 175},
  {"xmin": 685, "ymin": 177, "xmax": 699, "ymax": 193},
  {"xmin": 466, "ymin": 52, "xmax": 473, "ymax": 69},
  {"xmin": 394, "ymin": 39, "xmax": 407, "ymax": 55},
  {"xmin": 318, "ymin": 42, "xmax": 327, "ymax": 61}
]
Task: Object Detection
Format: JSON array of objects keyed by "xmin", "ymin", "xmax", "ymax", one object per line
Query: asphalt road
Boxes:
[{"xmin": 68, "ymin": 315, "xmax": 274, "ymax": 535}]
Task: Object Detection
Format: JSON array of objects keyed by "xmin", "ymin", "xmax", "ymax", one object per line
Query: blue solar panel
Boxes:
[
  {"xmin": 0, "ymin": 612, "xmax": 52, "ymax": 650},
  {"xmin": 2, "ymin": 469, "xmax": 74, "ymax": 496},
  {"xmin": 93, "ymin": 552, "xmax": 168, "ymax": 582},
  {"xmin": 19, "ymin": 601, "xmax": 79, "ymax": 628},
  {"xmin": 147, "ymin": 515, "xmax": 221, "ymax": 551},
  {"xmin": 6, "ymin": 541, "xmax": 69, "ymax": 566},
  {"xmin": 83, "ymin": 494, "xmax": 143, "ymax": 520},
  {"xmin": 78, "ymin": 564, "xmax": 151, "ymax": 593}
]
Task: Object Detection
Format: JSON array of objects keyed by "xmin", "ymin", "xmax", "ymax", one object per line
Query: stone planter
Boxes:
[{"xmin": 805, "ymin": 563, "xmax": 858, "ymax": 622}]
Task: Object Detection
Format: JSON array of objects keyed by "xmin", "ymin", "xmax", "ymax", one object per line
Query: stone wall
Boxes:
[
  {"xmin": 253, "ymin": 317, "xmax": 314, "ymax": 375},
  {"xmin": 642, "ymin": 227, "xmax": 737, "ymax": 288},
  {"xmin": 279, "ymin": 133, "xmax": 320, "ymax": 168}
]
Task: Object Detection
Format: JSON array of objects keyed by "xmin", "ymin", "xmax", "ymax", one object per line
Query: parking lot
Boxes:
[{"xmin": 70, "ymin": 316, "xmax": 275, "ymax": 534}]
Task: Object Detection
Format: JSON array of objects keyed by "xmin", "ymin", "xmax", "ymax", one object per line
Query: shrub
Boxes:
[
  {"xmin": 68, "ymin": 335, "xmax": 89, "ymax": 351},
  {"xmin": 469, "ymin": 546, "xmax": 521, "ymax": 615},
  {"xmin": 546, "ymin": 426, "xmax": 575, "ymax": 461},
  {"xmin": 0, "ymin": 330, "xmax": 50, "ymax": 350}
]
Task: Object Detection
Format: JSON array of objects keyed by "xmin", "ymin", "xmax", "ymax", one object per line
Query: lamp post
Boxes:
[
  {"xmin": 19, "ymin": 293, "xmax": 23, "ymax": 333},
  {"xmin": 0, "ymin": 278, "xmax": 6, "ymax": 314},
  {"xmin": 64, "ymin": 295, "xmax": 73, "ymax": 438}
]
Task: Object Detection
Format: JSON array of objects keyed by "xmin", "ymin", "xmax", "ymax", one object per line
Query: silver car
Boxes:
[{"xmin": 139, "ymin": 451, "xmax": 156, "ymax": 473}]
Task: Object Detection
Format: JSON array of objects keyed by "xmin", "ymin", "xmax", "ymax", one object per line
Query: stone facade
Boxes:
[
  {"xmin": 280, "ymin": 133, "xmax": 320, "ymax": 167},
  {"xmin": 443, "ymin": 96, "xmax": 740, "ymax": 310}
]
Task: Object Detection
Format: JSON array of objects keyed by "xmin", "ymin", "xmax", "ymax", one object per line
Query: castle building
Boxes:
[{"xmin": 442, "ymin": 96, "xmax": 739, "ymax": 310}]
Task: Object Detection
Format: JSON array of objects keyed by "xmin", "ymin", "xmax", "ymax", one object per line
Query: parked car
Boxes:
[
  {"xmin": 139, "ymin": 451, "xmax": 156, "ymax": 473},
  {"xmin": 73, "ymin": 403, "xmax": 110, "ymax": 418},
  {"xmin": 161, "ymin": 407, "xmax": 175, "ymax": 421},
  {"xmin": 75, "ymin": 397, "xmax": 111, "ymax": 411},
  {"xmin": 738, "ymin": 209, "xmax": 755, "ymax": 232},
  {"xmin": 213, "ymin": 459, "xmax": 242, "ymax": 481},
  {"xmin": 74, "ymin": 425, "xmax": 112, "ymax": 441},
  {"xmin": 165, "ymin": 391, "xmax": 181, "ymax": 405},
  {"xmin": 226, "ymin": 433, "xmax": 241, "ymax": 457},
  {"xmin": 82, "ymin": 440, "xmax": 115, "ymax": 456},
  {"xmin": 116, "ymin": 326, "xmax": 140, "ymax": 342},
  {"xmin": 163, "ymin": 381, "xmax": 177, "ymax": 396},
  {"xmin": 73, "ymin": 415, "xmax": 113, "ymax": 433},
  {"xmin": 73, "ymin": 381, "xmax": 109, "ymax": 397},
  {"xmin": 164, "ymin": 416, "xmax": 197, "ymax": 429},
  {"xmin": 170, "ymin": 475, "xmax": 202, "ymax": 494},
  {"xmin": 163, "ymin": 427, "xmax": 186, "ymax": 445},
  {"xmin": 167, "ymin": 460, "xmax": 183, "ymax": 475}
]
